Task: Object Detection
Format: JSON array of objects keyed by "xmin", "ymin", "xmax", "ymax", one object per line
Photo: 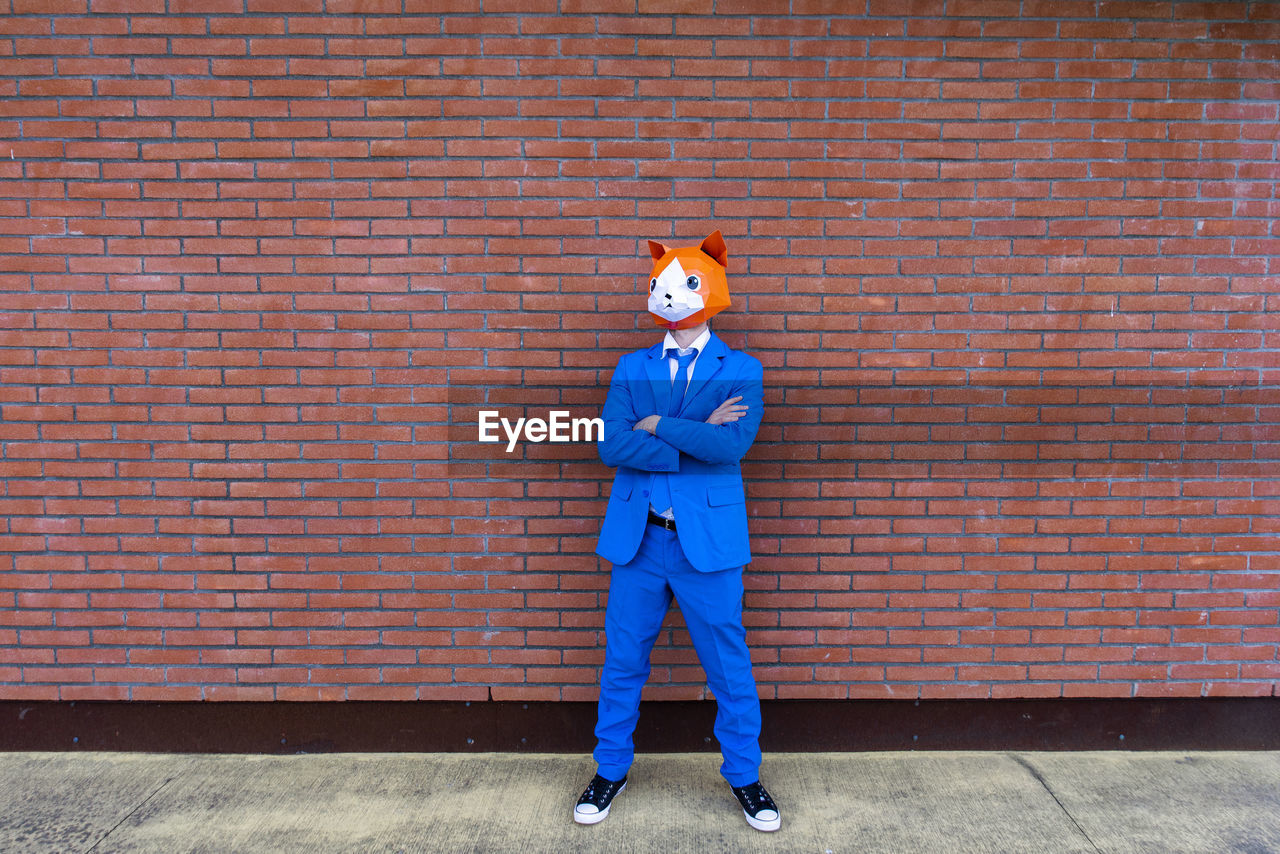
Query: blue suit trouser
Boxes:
[{"xmin": 593, "ymin": 520, "xmax": 763, "ymax": 787}]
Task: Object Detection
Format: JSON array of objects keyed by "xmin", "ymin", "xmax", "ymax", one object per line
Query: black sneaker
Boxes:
[
  {"xmin": 731, "ymin": 780, "xmax": 780, "ymax": 831},
  {"xmin": 573, "ymin": 772, "xmax": 627, "ymax": 825}
]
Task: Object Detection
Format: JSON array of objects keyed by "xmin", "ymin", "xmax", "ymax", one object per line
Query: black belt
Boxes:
[{"xmin": 647, "ymin": 510, "xmax": 677, "ymax": 531}]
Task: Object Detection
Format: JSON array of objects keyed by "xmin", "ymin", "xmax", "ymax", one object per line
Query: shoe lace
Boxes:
[
  {"xmin": 584, "ymin": 777, "xmax": 616, "ymax": 802},
  {"xmin": 738, "ymin": 783, "xmax": 774, "ymax": 811}
]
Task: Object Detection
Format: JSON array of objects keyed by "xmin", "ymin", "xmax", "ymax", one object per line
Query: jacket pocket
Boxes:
[
  {"xmin": 706, "ymin": 483, "xmax": 745, "ymax": 506},
  {"xmin": 609, "ymin": 481, "xmax": 634, "ymax": 501}
]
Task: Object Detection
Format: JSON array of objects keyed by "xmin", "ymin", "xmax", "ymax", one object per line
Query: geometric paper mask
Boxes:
[{"xmin": 646, "ymin": 229, "xmax": 731, "ymax": 331}]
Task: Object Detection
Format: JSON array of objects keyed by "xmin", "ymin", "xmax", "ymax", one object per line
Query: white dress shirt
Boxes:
[{"xmin": 649, "ymin": 325, "xmax": 711, "ymax": 518}]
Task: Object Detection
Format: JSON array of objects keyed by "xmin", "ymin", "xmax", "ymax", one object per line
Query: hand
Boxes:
[
  {"xmin": 632, "ymin": 414, "xmax": 661, "ymax": 434},
  {"xmin": 706, "ymin": 395, "xmax": 747, "ymax": 425}
]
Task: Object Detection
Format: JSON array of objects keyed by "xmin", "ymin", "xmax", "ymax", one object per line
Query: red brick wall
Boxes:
[{"xmin": 1, "ymin": 3, "xmax": 1277, "ymax": 704}]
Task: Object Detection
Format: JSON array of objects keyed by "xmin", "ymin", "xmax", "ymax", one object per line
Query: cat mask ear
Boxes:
[
  {"xmin": 698, "ymin": 230, "xmax": 728, "ymax": 267},
  {"xmin": 648, "ymin": 239, "xmax": 671, "ymax": 260}
]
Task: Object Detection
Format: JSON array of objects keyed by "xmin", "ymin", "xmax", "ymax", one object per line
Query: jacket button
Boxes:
[{"xmin": 641, "ymin": 490, "xmax": 648, "ymax": 496}]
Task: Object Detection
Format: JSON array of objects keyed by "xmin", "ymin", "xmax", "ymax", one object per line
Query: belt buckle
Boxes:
[{"xmin": 649, "ymin": 511, "xmax": 676, "ymax": 531}]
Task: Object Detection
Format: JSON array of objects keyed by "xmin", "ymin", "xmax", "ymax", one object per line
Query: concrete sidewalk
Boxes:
[{"xmin": 2, "ymin": 751, "xmax": 1278, "ymax": 853}]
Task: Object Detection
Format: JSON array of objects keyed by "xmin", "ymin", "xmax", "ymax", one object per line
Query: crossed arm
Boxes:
[{"xmin": 597, "ymin": 358, "xmax": 764, "ymax": 469}]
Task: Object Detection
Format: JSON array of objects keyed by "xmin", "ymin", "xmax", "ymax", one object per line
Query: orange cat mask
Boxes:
[{"xmin": 646, "ymin": 230, "xmax": 731, "ymax": 331}]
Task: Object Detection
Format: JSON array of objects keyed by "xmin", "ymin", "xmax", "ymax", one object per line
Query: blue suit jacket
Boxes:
[{"xmin": 594, "ymin": 329, "xmax": 764, "ymax": 573}]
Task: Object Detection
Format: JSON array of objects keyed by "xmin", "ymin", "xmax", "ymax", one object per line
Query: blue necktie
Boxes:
[{"xmin": 649, "ymin": 348, "xmax": 698, "ymax": 518}]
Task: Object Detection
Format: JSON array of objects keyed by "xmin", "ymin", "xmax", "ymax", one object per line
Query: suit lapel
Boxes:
[{"xmin": 644, "ymin": 339, "xmax": 673, "ymax": 416}]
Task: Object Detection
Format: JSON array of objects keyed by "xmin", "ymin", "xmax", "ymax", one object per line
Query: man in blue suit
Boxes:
[{"xmin": 573, "ymin": 231, "xmax": 780, "ymax": 833}]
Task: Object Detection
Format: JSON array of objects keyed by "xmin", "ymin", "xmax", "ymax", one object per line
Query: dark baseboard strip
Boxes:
[{"xmin": 2, "ymin": 698, "xmax": 1278, "ymax": 753}]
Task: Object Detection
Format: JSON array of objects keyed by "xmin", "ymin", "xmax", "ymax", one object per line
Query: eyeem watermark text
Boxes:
[{"xmin": 477, "ymin": 410, "xmax": 604, "ymax": 453}]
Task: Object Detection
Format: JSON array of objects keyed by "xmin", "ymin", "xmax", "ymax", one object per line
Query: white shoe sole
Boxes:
[
  {"xmin": 743, "ymin": 808, "xmax": 781, "ymax": 832},
  {"xmin": 574, "ymin": 780, "xmax": 626, "ymax": 825}
]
